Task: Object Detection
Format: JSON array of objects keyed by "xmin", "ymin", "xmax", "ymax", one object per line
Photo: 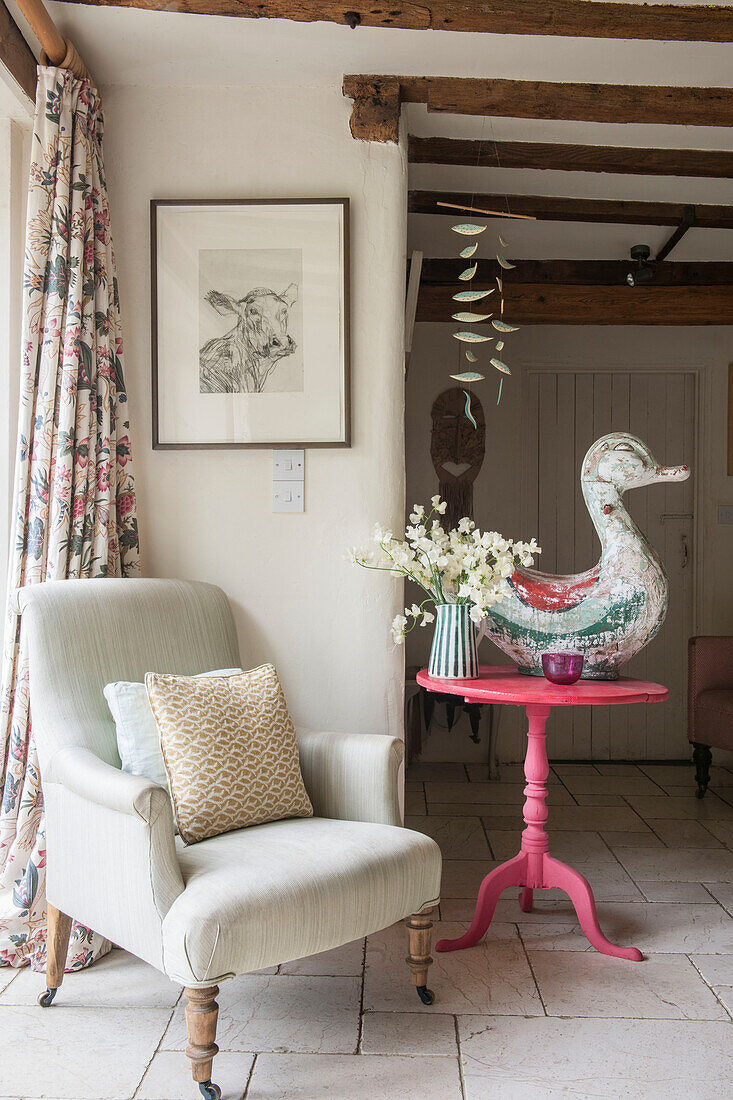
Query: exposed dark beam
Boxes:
[
  {"xmin": 410, "ymin": 190, "xmax": 733, "ymax": 230},
  {"xmin": 408, "ymin": 136, "xmax": 733, "ymax": 180},
  {"xmin": 397, "ymin": 76, "xmax": 733, "ymax": 127},
  {"xmin": 63, "ymin": 0, "xmax": 733, "ymax": 42},
  {"xmin": 655, "ymin": 205, "xmax": 696, "ymax": 261},
  {"xmin": 344, "ymin": 77, "xmax": 401, "ymax": 142},
  {"xmin": 417, "ymin": 282, "xmax": 733, "ymax": 325},
  {"xmin": 0, "ymin": 0, "xmax": 36, "ymax": 102},
  {"xmin": 421, "ymin": 259, "xmax": 733, "ymax": 287}
]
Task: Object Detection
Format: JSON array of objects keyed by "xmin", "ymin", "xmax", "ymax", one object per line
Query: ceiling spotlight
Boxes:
[{"xmin": 626, "ymin": 244, "xmax": 654, "ymax": 287}]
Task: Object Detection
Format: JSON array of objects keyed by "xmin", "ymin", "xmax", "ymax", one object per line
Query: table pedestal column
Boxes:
[{"xmin": 435, "ymin": 703, "xmax": 643, "ymax": 962}]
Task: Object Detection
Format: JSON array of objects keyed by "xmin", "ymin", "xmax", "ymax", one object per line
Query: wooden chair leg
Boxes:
[
  {"xmin": 184, "ymin": 985, "xmax": 222, "ymax": 1099},
  {"xmin": 692, "ymin": 742, "xmax": 712, "ymax": 799},
  {"xmin": 38, "ymin": 903, "xmax": 72, "ymax": 1007},
  {"xmin": 405, "ymin": 908, "xmax": 435, "ymax": 1006}
]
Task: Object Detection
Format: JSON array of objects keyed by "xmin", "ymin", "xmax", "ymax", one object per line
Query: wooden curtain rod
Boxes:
[{"xmin": 14, "ymin": 0, "xmax": 91, "ymax": 80}]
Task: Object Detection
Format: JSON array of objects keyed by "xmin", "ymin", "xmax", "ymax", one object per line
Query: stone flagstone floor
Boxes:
[{"xmin": 2, "ymin": 760, "xmax": 733, "ymax": 1099}]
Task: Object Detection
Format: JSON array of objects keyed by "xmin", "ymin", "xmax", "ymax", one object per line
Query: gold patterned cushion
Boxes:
[{"xmin": 144, "ymin": 664, "xmax": 313, "ymax": 844}]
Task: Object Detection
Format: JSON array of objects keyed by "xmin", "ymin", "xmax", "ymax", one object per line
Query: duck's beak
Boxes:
[{"xmin": 655, "ymin": 463, "xmax": 691, "ymax": 482}]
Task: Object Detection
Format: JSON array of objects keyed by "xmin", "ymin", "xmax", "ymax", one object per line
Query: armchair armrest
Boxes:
[
  {"xmin": 43, "ymin": 746, "xmax": 185, "ymax": 973},
  {"xmin": 46, "ymin": 745, "xmax": 171, "ymax": 825},
  {"xmin": 296, "ymin": 729, "xmax": 404, "ymax": 827}
]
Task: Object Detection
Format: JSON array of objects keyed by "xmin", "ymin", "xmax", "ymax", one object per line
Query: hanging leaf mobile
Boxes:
[{"xmin": 448, "ymin": 219, "xmax": 522, "ymax": 413}]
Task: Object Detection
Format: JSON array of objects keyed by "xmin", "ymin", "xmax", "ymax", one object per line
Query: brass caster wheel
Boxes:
[
  {"xmin": 38, "ymin": 987, "xmax": 58, "ymax": 1007},
  {"xmin": 199, "ymin": 1082, "xmax": 221, "ymax": 1100},
  {"xmin": 416, "ymin": 985, "xmax": 435, "ymax": 1005}
]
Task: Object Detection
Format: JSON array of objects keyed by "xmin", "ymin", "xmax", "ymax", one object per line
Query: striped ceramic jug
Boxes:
[{"xmin": 427, "ymin": 603, "xmax": 485, "ymax": 680}]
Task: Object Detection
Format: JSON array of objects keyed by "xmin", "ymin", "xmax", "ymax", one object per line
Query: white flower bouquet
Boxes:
[{"xmin": 348, "ymin": 496, "xmax": 540, "ymax": 644}]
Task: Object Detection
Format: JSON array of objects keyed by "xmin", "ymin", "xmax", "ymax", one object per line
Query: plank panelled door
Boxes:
[{"xmin": 525, "ymin": 370, "xmax": 696, "ymax": 760}]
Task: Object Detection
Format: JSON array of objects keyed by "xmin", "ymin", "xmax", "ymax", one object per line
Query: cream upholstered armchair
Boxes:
[{"xmin": 18, "ymin": 579, "xmax": 441, "ymax": 1100}]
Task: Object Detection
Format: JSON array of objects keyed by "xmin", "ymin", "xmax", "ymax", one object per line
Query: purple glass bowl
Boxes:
[{"xmin": 541, "ymin": 652, "xmax": 584, "ymax": 685}]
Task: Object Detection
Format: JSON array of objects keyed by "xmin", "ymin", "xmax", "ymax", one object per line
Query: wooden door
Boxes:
[{"xmin": 525, "ymin": 370, "xmax": 697, "ymax": 760}]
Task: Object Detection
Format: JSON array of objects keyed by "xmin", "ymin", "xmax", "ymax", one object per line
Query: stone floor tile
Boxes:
[
  {"xmin": 614, "ymin": 846, "xmax": 733, "ymax": 883},
  {"xmin": 552, "ymin": 764, "xmax": 600, "ymax": 775},
  {"xmin": 561, "ymin": 774, "xmax": 662, "ymax": 797},
  {"xmin": 594, "ymin": 764, "xmax": 645, "ymax": 776},
  {"xmin": 440, "ymin": 859, "xmax": 500, "ymax": 897},
  {"xmin": 706, "ymin": 883, "xmax": 733, "ymax": 912},
  {"xmin": 529, "ymin": 950, "xmax": 727, "ymax": 1020},
  {"xmin": 404, "ymin": 789, "xmax": 426, "ymax": 815},
  {"xmin": 360, "ymin": 1011, "xmax": 458, "ymax": 1056},
  {"xmin": 365, "ymin": 921, "xmax": 541, "ymax": 1016},
  {"xmin": 458, "ymin": 1016, "xmax": 733, "ymax": 1099},
  {"xmin": 467, "ymin": 763, "xmax": 560, "ymax": 785},
  {"xmin": 431, "ymin": 803, "xmax": 518, "ymax": 821},
  {"xmin": 162, "ymin": 975, "xmax": 361, "ymax": 1054},
  {"xmin": 703, "ymin": 820, "xmax": 733, "ymax": 848},
  {"xmin": 716, "ymin": 986, "xmax": 733, "ymax": 1016},
  {"xmin": 574, "ymin": 793, "xmax": 635, "ymax": 806},
  {"xmin": 519, "ymin": 901, "xmax": 733, "ymax": 954},
  {"xmin": 636, "ymin": 881, "xmax": 718, "ymax": 903},
  {"xmin": 535, "ymin": 805, "xmax": 645, "ymax": 832},
  {"xmin": 689, "ymin": 954, "xmax": 733, "ymax": 987},
  {"xmin": 649, "ymin": 819, "xmax": 724, "ymax": 848},
  {"xmin": 279, "ymin": 939, "xmax": 364, "ymax": 976},
  {"xmin": 406, "ymin": 815, "xmax": 491, "ymax": 859},
  {"xmin": 406, "ymin": 763, "xmax": 468, "ymax": 782},
  {"xmin": 639, "ymin": 764, "xmax": 715, "ymax": 786},
  {"xmin": 0, "ymin": 1005, "xmax": 170, "ymax": 1098},
  {"xmin": 487, "ymin": 829, "xmax": 616, "ymax": 864},
  {"xmin": 425, "ymin": 781, "xmax": 573, "ymax": 806},
  {"xmin": 247, "ymin": 1053, "xmax": 463, "ymax": 1099},
  {"xmin": 601, "ymin": 829, "xmax": 663, "ymax": 849},
  {"xmin": 135, "ymin": 1051, "xmax": 253, "ymax": 1099},
  {"xmin": 0, "ymin": 949, "xmax": 181, "ymax": 1008},
  {"xmin": 0, "ymin": 967, "xmax": 18, "ymax": 995},
  {"xmin": 625, "ymin": 794, "xmax": 733, "ymax": 822}
]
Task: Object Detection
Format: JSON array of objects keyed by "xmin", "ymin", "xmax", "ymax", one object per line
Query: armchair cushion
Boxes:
[
  {"xmin": 104, "ymin": 667, "xmax": 243, "ymax": 792},
  {"xmin": 146, "ymin": 664, "xmax": 313, "ymax": 843},
  {"xmin": 161, "ymin": 816, "xmax": 441, "ymax": 986}
]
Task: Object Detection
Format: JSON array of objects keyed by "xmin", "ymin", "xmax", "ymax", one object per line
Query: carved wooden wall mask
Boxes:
[{"xmin": 430, "ymin": 387, "xmax": 486, "ymax": 529}]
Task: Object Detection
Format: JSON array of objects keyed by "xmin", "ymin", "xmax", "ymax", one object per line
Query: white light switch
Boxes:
[
  {"xmin": 273, "ymin": 450, "xmax": 305, "ymax": 512},
  {"xmin": 273, "ymin": 449, "xmax": 304, "ymax": 481},
  {"xmin": 273, "ymin": 481, "xmax": 304, "ymax": 512}
]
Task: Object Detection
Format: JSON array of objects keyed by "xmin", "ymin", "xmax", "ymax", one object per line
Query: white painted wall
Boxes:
[
  {"xmin": 100, "ymin": 82, "xmax": 408, "ymax": 738},
  {"xmin": 406, "ymin": 322, "xmax": 733, "ymax": 762}
]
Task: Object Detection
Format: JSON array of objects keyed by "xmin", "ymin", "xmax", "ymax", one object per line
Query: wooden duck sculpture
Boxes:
[{"xmin": 485, "ymin": 433, "xmax": 690, "ymax": 679}]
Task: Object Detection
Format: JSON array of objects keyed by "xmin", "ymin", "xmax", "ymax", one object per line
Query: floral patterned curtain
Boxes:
[{"xmin": 0, "ymin": 68, "xmax": 139, "ymax": 972}]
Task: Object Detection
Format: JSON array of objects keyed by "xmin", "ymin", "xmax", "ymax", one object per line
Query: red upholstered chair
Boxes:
[{"xmin": 688, "ymin": 636, "xmax": 733, "ymax": 797}]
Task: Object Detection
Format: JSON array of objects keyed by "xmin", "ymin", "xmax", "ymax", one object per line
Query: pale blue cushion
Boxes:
[{"xmin": 104, "ymin": 668, "xmax": 243, "ymax": 791}]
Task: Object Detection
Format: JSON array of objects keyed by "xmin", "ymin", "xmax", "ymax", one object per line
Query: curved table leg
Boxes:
[
  {"xmin": 519, "ymin": 887, "xmax": 533, "ymax": 913},
  {"xmin": 543, "ymin": 855, "xmax": 644, "ymax": 962},
  {"xmin": 436, "ymin": 852, "xmax": 527, "ymax": 953}
]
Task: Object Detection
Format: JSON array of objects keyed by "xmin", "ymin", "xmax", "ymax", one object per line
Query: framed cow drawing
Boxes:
[{"xmin": 151, "ymin": 198, "xmax": 350, "ymax": 447}]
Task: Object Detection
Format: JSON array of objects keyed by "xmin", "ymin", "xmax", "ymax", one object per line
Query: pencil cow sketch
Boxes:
[{"xmin": 199, "ymin": 283, "xmax": 298, "ymax": 393}]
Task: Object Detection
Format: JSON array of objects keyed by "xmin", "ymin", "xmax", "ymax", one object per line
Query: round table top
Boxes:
[{"xmin": 416, "ymin": 664, "xmax": 669, "ymax": 707}]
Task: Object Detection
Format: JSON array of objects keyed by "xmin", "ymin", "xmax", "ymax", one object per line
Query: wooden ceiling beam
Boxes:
[
  {"xmin": 397, "ymin": 76, "xmax": 733, "ymax": 127},
  {"xmin": 410, "ymin": 190, "xmax": 733, "ymax": 230},
  {"xmin": 421, "ymin": 258, "xmax": 733, "ymax": 287},
  {"xmin": 417, "ymin": 282, "xmax": 733, "ymax": 325},
  {"xmin": 408, "ymin": 135, "xmax": 733, "ymax": 180},
  {"xmin": 63, "ymin": 0, "xmax": 733, "ymax": 43},
  {"xmin": 0, "ymin": 0, "xmax": 36, "ymax": 102}
]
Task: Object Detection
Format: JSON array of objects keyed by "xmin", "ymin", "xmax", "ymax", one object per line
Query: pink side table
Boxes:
[{"xmin": 416, "ymin": 664, "xmax": 669, "ymax": 962}]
